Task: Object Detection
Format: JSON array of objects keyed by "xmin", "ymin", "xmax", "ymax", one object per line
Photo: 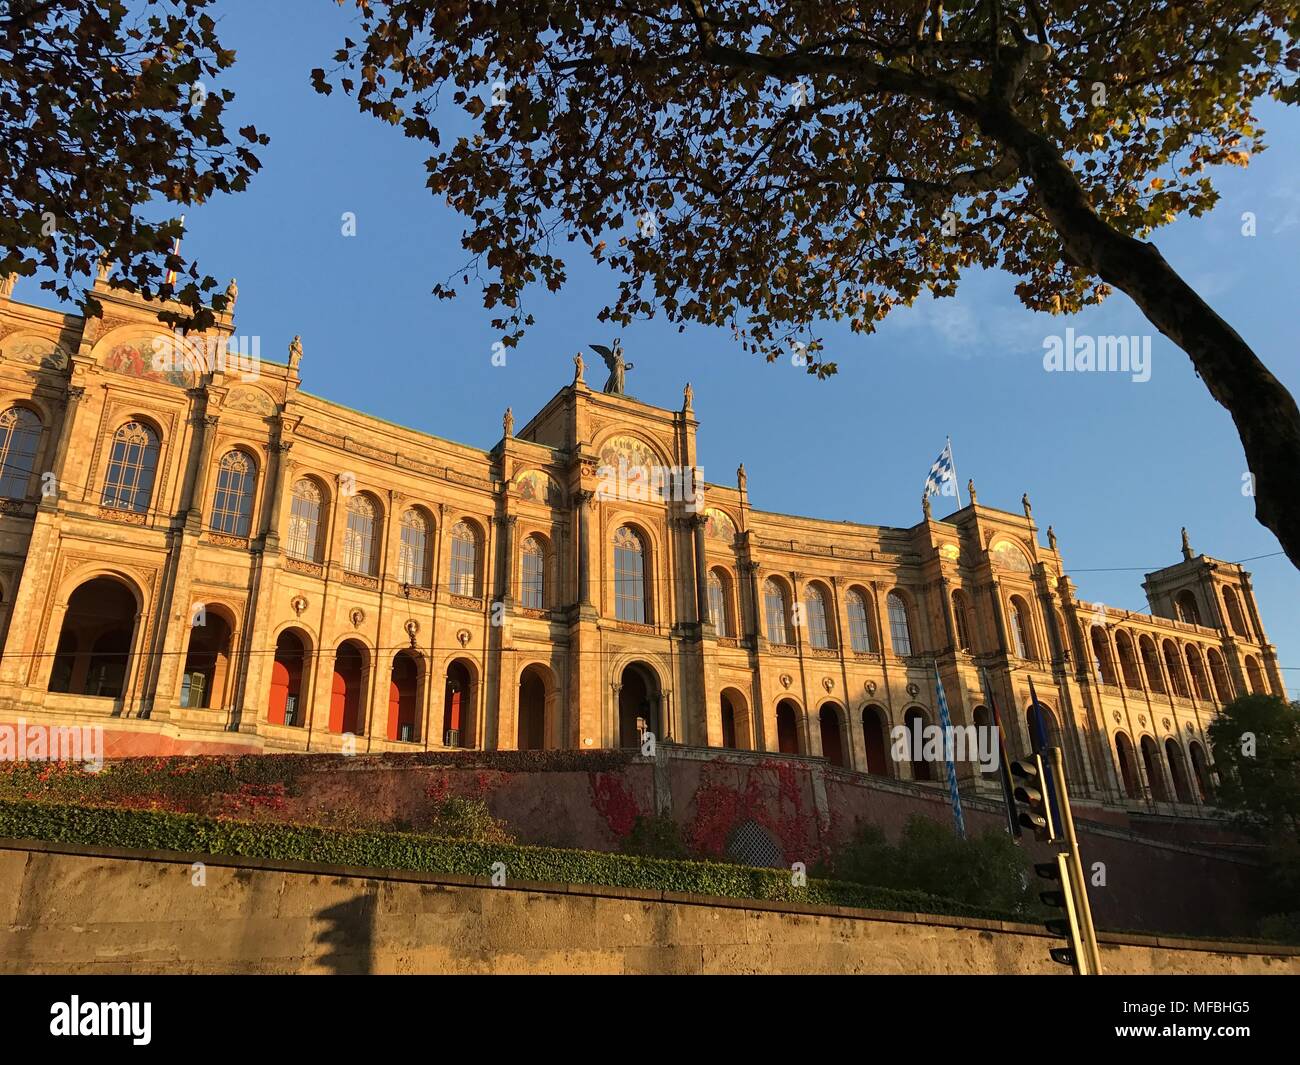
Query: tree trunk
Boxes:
[{"xmin": 986, "ymin": 105, "xmax": 1300, "ymax": 570}]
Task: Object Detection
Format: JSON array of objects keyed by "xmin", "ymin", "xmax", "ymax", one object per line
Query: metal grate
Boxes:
[{"xmin": 726, "ymin": 820, "xmax": 784, "ymax": 869}]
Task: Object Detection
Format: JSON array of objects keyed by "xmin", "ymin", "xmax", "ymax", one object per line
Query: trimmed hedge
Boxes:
[{"xmin": 0, "ymin": 797, "xmax": 1012, "ymax": 921}]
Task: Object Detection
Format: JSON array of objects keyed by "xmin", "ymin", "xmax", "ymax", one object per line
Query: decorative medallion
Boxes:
[
  {"xmin": 1113, "ymin": 711, "xmax": 1122, "ymax": 724},
  {"xmin": 1162, "ymin": 717, "xmax": 1171, "ymax": 732},
  {"xmin": 779, "ymin": 673, "xmax": 793, "ymax": 690},
  {"xmin": 906, "ymin": 682, "xmax": 920, "ymax": 697},
  {"xmin": 457, "ymin": 629, "xmax": 472, "ymax": 647},
  {"xmin": 821, "ymin": 677, "xmax": 834, "ymax": 693},
  {"xmin": 1139, "ymin": 714, "xmax": 1147, "ymax": 728},
  {"xmin": 865, "ymin": 680, "xmax": 878, "ymax": 695},
  {"xmin": 290, "ymin": 595, "xmax": 308, "ymax": 617},
  {"xmin": 349, "ymin": 608, "xmax": 365, "ymax": 628},
  {"xmin": 939, "ymin": 543, "xmax": 960, "ymax": 561},
  {"xmin": 404, "ymin": 619, "xmax": 419, "ymax": 649}
]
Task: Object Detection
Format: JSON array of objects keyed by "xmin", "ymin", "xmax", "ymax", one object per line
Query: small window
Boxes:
[
  {"xmin": 286, "ymin": 478, "xmax": 324, "ymax": 562},
  {"xmin": 101, "ymin": 421, "xmax": 160, "ymax": 513},
  {"xmin": 449, "ymin": 520, "xmax": 480, "ymax": 597},
  {"xmin": 520, "ymin": 535, "xmax": 546, "ymax": 609},
  {"xmin": 952, "ymin": 591, "xmax": 974, "ymax": 652},
  {"xmin": 764, "ymin": 579, "xmax": 789, "ymax": 645},
  {"xmin": 887, "ymin": 592, "xmax": 912, "ymax": 656},
  {"xmin": 708, "ymin": 571, "xmax": 728, "ymax": 637},
  {"xmin": 209, "ymin": 450, "xmax": 256, "ymax": 537},
  {"xmin": 614, "ymin": 525, "xmax": 647, "ymax": 623},
  {"xmin": 1010, "ymin": 598, "xmax": 1033, "ymax": 659},
  {"xmin": 805, "ymin": 585, "xmax": 832, "ymax": 649},
  {"xmin": 0, "ymin": 407, "xmax": 42, "ymax": 499},
  {"xmin": 846, "ymin": 589, "xmax": 874, "ymax": 653},
  {"xmin": 343, "ymin": 494, "xmax": 379, "ymax": 576},
  {"xmin": 397, "ymin": 508, "xmax": 432, "ymax": 587}
]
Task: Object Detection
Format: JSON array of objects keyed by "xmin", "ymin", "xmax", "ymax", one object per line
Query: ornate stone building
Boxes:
[{"xmin": 0, "ymin": 275, "xmax": 1285, "ymax": 811}]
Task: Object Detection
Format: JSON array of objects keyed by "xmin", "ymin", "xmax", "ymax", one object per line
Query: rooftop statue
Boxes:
[{"xmin": 590, "ymin": 339, "xmax": 634, "ymax": 395}]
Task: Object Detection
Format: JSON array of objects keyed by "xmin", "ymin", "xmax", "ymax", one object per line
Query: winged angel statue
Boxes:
[{"xmin": 590, "ymin": 339, "xmax": 634, "ymax": 395}]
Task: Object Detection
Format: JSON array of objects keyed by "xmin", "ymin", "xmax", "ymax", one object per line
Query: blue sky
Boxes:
[{"xmin": 26, "ymin": 2, "xmax": 1300, "ymax": 693}]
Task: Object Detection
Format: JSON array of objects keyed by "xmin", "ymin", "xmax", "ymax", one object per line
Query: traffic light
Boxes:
[
  {"xmin": 1010, "ymin": 755, "xmax": 1057, "ymax": 841},
  {"xmin": 1035, "ymin": 854, "xmax": 1088, "ymax": 973}
]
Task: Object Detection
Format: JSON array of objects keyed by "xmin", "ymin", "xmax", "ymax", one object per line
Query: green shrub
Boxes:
[
  {"xmin": 0, "ymin": 797, "xmax": 1012, "ymax": 921},
  {"xmin": 423, "ymin": 794, "xmax": 514, "ymax": 845},
  {"xmin": 619, "ymin": 813, "xmax": 691, "ymax": 860},
  {"xmin": 829, "ymin": 815, "xmax": 1038, "ymax": 918}
]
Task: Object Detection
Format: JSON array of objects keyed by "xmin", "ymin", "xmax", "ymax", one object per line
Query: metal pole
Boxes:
[{"xmin": 1048, "ymin": 745, "xmax": 1103, "ymax": 974}]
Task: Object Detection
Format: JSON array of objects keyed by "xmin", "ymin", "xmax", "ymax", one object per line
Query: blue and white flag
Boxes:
[
  {"xmin": 924, "ymin": 439, "xmax": 956, "ymax": 498},
  {"xmin": 934, "ymin": 666, "xmax": 967, "ymax": 840}
]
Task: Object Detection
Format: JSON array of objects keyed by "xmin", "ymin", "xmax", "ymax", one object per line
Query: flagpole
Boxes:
[{"xmin": 947, "ymin": 436, "xmax": 963, "ymax": 509}]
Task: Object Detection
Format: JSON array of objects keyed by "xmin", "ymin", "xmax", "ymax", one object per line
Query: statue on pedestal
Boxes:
[
  {"xmin": 288, "ymin": 335, "xmax": 303, "ymax": 373},
  {"xmin": 591, "ymin": 339, "xmax": 634, "ymax": 395}
]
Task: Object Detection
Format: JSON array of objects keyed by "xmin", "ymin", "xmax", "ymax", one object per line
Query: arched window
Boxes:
[
  {"xmin": 1163, "ymin": 640, "xmax": 1189, "ymax": 698},
  {"xmin": 1010, "ymin": 596, "xmax": 1034, "ymax": 659},
  {"xmin": 209, "ymin": 449, "xmax": 256, "ymax": 537},
  {"xmin": 1175, "ymin": 590, "xmax": 1202, "ymax": 625},
  {"xmin": 397, "ymin": 509, "xmax": 432, "ymax": 588},
  {"xmin": 1165, "ymin": 739, "xmax": 1193, "ymax": 803},
  {"xmin": 343, "ymin": 494, "xmax": 379, "ymax": 576},
  {"xmin": 1115, "ymin": 732, "xmax": 1140, "ymax": 799},
  {"xmin": 613, "ymin": 525, "xmax": 647, "ymax": 622},
  {"xmin": 1140, "ymin": 636, "xmax": 1166, "ymax": 693},
  {"xmin": 0, "ymin": 407, "xmax": 42, "ymax": 499},
  {"xmin": 887, "ymin": 592, "xmax": 913, "ymax": 656},
  {"xmin": 805, "ymin": 584, "xmax": 833, "ymax": 649},
  {"xmin": 1222, "ymin": 587, "xmax": 1248, "ymax": 637},
  {"xmin": 101, "ymin": 421, "xmax": 160, "ymax": 513},
  {"xmin": 1141, "ymin": 736, "xmax": 1168, "ymax": 802},
  {"xmin": 286, "ymin": 478, "xmax": 324, "ymax": 562},
  {"xmin": 707, "ymin": 569, "xmax": 730, "ymax": 637},
  {"xmin": 1091, "ymin": 628, "xmax": 1117, "ymax": 685},
  {"xmin": 1116, "ymin": 631, "xmax": 1143, "ymax": 690},
  {"xmin": 764, "ymin": 579, "xmax": 789, "ymax": 645},
  {"xmin": 952, "ymin": 590, "xmax": 974, "ymax": 652},
  {"xmin": 1185, "ymin": 646, "xmax": 1212, "ymax": 701},
  {"xmin": 449, "ymin": 520, "xmax": 480, "ymax": 597},
  {"xmin": 520, "ymin": 535, "xmax": 546, "ymax": 609},
  {"xmin": 847, "ymin": 588, "xmax": 874, "ymax": 653},
  {"xmin": 1245, "ymin": 655, "xmax": 1266, "ymax": 695},
  {"xmin": 904, "ymin": 707, "xmax": 932, "ymax": 781},
  {"xmin": 1207, "ymin": 649, "xmax": 1232, "ymax": 703},
  {"xmin": 1189, "ymin": 742, "xmax": 1214, "ymax": 802}
]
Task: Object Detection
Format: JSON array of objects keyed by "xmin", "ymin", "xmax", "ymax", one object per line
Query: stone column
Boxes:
[
  {"xmin": 187, "ymin": 413, "xmax": 220, "ymax": 527},
  {"xmin": 575, "ymin": 490, "xmax": 594, "ymax": 610},
  {"xmin": 692, "ymin": 514, "xmax": 709, "ymax": 626},
  {"xmin": 43, "ymin": 385, "xmax": 85, "ymax": 508},
  {"xmin": 263, "ymin": 440, "xmax": 293, "ymax": 547}
]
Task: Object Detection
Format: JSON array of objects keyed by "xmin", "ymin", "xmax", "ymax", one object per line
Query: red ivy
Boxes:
[{"xmin": 588, "ymin": 772, "xmax": 640, "ymax": 838}]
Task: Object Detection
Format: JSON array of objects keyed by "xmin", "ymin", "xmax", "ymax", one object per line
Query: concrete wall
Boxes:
[{"xmin": 1, "ymin": 840, "xmax": 1294, "ymax": 975}]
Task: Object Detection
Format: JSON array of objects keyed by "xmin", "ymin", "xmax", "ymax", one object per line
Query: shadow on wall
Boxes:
[{"xmin": 314, "ymin": 888, "xmax": 376, "ymax": 974}]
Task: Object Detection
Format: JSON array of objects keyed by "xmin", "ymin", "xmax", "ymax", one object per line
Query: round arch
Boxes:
[
  {"xmin": 517, "ymin": 661, "xmax": 559, "ymax": 750},
  {"xmin": 861, "ymin": 703, "xmax": 891, "ymax": 776},
  {"xmin": 442, "ymin": 655, "xmax": 480, "ymax": 747},
  {"xmin": 817, "ymin": 700, "xmax": 846, "ymax": 766},
  {"xmin": 47, "ymin": 573, "xmax": 144, "ymax": 700},
  {"xmin": 719, "ymin": 685, "xmax": 751, "ymax": 750}
]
